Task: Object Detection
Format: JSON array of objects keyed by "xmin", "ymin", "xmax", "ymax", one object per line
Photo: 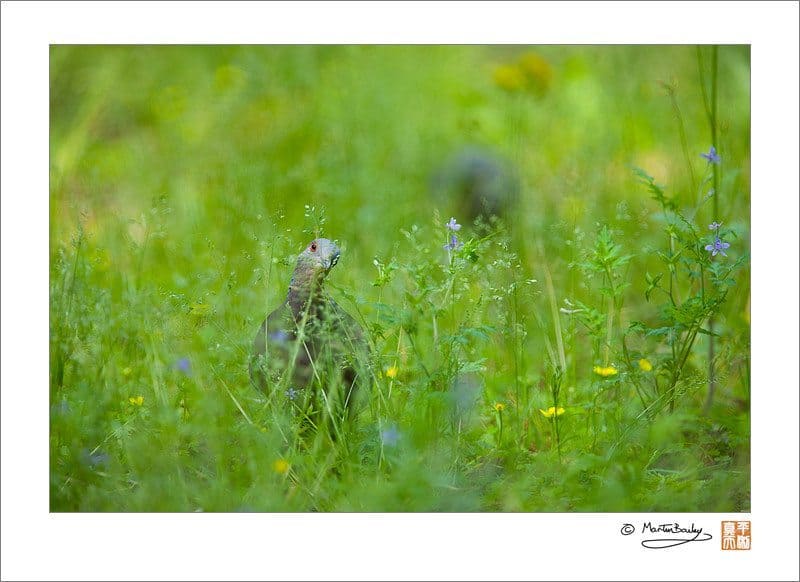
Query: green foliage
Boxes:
[{"xmin": 50, "ymin": 45, "xmax": 750, "ymax": 512}]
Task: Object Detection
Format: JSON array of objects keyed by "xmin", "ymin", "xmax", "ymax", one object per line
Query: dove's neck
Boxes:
[{"xmin": 287, "ymin": 270, "xmax": 325, "ymax": 320}]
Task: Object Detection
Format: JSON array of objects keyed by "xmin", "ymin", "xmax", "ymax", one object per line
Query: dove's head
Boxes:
[{"xmin": 293, "ymin": 238, "xmax": 341, "ymax": 284}]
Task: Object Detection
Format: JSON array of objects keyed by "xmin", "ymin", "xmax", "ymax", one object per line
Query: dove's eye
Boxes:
[{"xmin": 310, "ymin": 242, "xmax": 318, "ymax": 252}]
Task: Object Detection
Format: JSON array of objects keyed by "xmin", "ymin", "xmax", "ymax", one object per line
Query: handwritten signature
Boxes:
[{"xmin": 620, "ymin": 522, "xmax": 713, "ymax": 549}]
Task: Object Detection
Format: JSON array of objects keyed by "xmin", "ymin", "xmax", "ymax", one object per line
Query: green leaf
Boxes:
[{"xmin": 644, "ymin": 272, "xmax": 663, "ymax": 302}]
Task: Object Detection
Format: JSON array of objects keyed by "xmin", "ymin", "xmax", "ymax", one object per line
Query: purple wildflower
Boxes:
[
  {"xmin": 81, "ymin": 449, "xmax": 110, "ymax": 469},
  {"xmin": 705, "ymin": 236, "xmax": 731, "ymax": 257},
  {"xmin": 443, "ymin": 234, "xmax": 463, "ymax": 251},
  {"xmin": 269, "ymin": 330, "xmax": 290, "ymax": 342},
  {"xmin": 701, "ymin": 146, "xmax": 721, "ymax": 165},
  {"xmin": 175, "ymin": 357, "xmax": 191, "ymax": 375},
  {"xmin": 708, "ymin": 221, "xmax": 722, "ymax": 231},
  {"xmin": 445, "ymin": 217, "xmax": 462, "ymax": 232},
  {"xmin": 51, "ymin": 400, "xmax": 70, "ymax": 416},
  {"xmin": 380, "ymin": 424, "xmax": 401, "ymax": 447}
]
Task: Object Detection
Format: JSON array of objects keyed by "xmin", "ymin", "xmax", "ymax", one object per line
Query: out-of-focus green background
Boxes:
[{"xmin": 50, "ymin": 45, "xmax": 750, "ymax": 512}]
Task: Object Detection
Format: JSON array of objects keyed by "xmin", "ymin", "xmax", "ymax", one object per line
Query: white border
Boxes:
[{"xmin": 2, "ymin": 1, "xmax": 798, "ymax": 581}]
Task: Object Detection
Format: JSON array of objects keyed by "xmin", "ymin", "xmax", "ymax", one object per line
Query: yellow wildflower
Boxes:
[
  {"xmin": 385, "ymin": 365, "xmax": 399, "ymax": 379},
  {"xmin": 494, "ymin": 402, "xmax": 505, "ymax": 412},
  {"xmin": 129, "ymin": 395, "xmax": 144, "ymax": 406},
  {"xmin": 122, "ymin": 367, "xmax": 133, "ymax": 377},
  {"xmin": 517, "ymin": 52, "xmax": 553, "ymax": 94},
  {"xmin": 272, "ymin": 459, "xmax": 290, "ymax": 475},
  {"xmin": 593, "ymin": 365, "xmax": 619, "ymax": 377},
  {"xmin": 539, "ymin": 406, "xmax": 565, "ymax": 419},
  {"xmin": 493, "ymin": 64, "xmax": 525, "ymax": 92},
  {"xmin": 638, "ymin": 358, "xmax": 653, "ymax": 372}
]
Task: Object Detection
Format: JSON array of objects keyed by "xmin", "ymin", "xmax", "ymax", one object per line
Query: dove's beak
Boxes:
[{"xmin": 325, "ymin": 250, "xmax": 340, "ymax": 271}]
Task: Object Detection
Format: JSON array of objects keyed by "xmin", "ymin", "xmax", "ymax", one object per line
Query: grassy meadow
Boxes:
[{"xmin": 50, "ymin": 45, "xmax": 751, "ymax": 512}]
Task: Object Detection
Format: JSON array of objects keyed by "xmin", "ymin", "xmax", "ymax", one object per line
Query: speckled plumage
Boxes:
[{"xmin": 249, "ymin": 239, "xmax": 369, "ymax": 418}]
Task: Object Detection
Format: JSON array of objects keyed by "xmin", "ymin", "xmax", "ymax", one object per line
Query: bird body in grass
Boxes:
[
  {"xmin": 250, "ymin": 238, "xmax": 369, "ymax": 428},
  {"xmin": 431, "ymin": 145, "xmax": 520, "ymax": 222}
]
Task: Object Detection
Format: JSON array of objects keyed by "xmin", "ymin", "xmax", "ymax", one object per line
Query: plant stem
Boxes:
[
  {"xmin": 551, "ymin": 368, "xmax": 563, "ymax": 461},
  {"xmin": 663, "ymin": 82, "xmax": 698, "ymax": 193},
  {"xmin": 603, "ymin": 265, "xmax": 616, "ymax": 366},
  {"xmin": 668, "ymin": 325, "xmax": 701, "ymax": 412},
  {"xmin": 539, "ymin": 242, "xmax": 566, "ymax": 373},
  {"xmin": 704, "ymin": 45, "xmax": 719, "ymax": 415},
  {"xmin": 512, "ymin": 279, "xmax": 522, "ymax": 435}
]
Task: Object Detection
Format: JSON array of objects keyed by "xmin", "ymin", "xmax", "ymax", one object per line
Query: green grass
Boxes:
[{"xmin": 50, "ymin": 45, "xmax": 750, "ymax": 512}]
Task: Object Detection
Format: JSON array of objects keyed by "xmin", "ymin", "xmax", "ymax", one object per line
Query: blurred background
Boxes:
[
  {"xmin": 50, "ymin": 45, "xmax": 750, "ymax": 256},
  {"xmin": 50, "ymin": 45, "xmax": 751, "ymax": 511}
]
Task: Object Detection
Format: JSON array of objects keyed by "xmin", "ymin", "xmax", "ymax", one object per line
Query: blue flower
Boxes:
[
  {"xmin": 286, "ymin": 387, "xmax": 299, "ymax": 401},
  {"xmin": 51, "ymin": 400, "xmax": 70, "ymax": 416},
  {"xmin": 445, "ymin": 217, "xmax": 462, "ymax": 232},
  {"xmin": 701, "ymin": 146, "xmax": 721, "ymax": 165},
  {"xmin": 175, "ymin": 357, "xmax": 191, "ymax": 375},
  {"xmin": 443, "ymin": 234, "xmax": 463, "ymax": 251},
  {"xmin": 705, "ymin": 236, "xmax": 730, "ymax": 257},
  {"xmin": 380, "ymin": 424, "xmax": 401, "ymax": 447},
  {"xmin": 708, "ymin": 221, "xmax": 722, "ymax": 231},
  {"xmin": 269, "ymin": 330, "xmax": 290, "ymax": 342},
  {"xmin": 81, "ymin": 448, "xmax": 109, "ymax": 469}
]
